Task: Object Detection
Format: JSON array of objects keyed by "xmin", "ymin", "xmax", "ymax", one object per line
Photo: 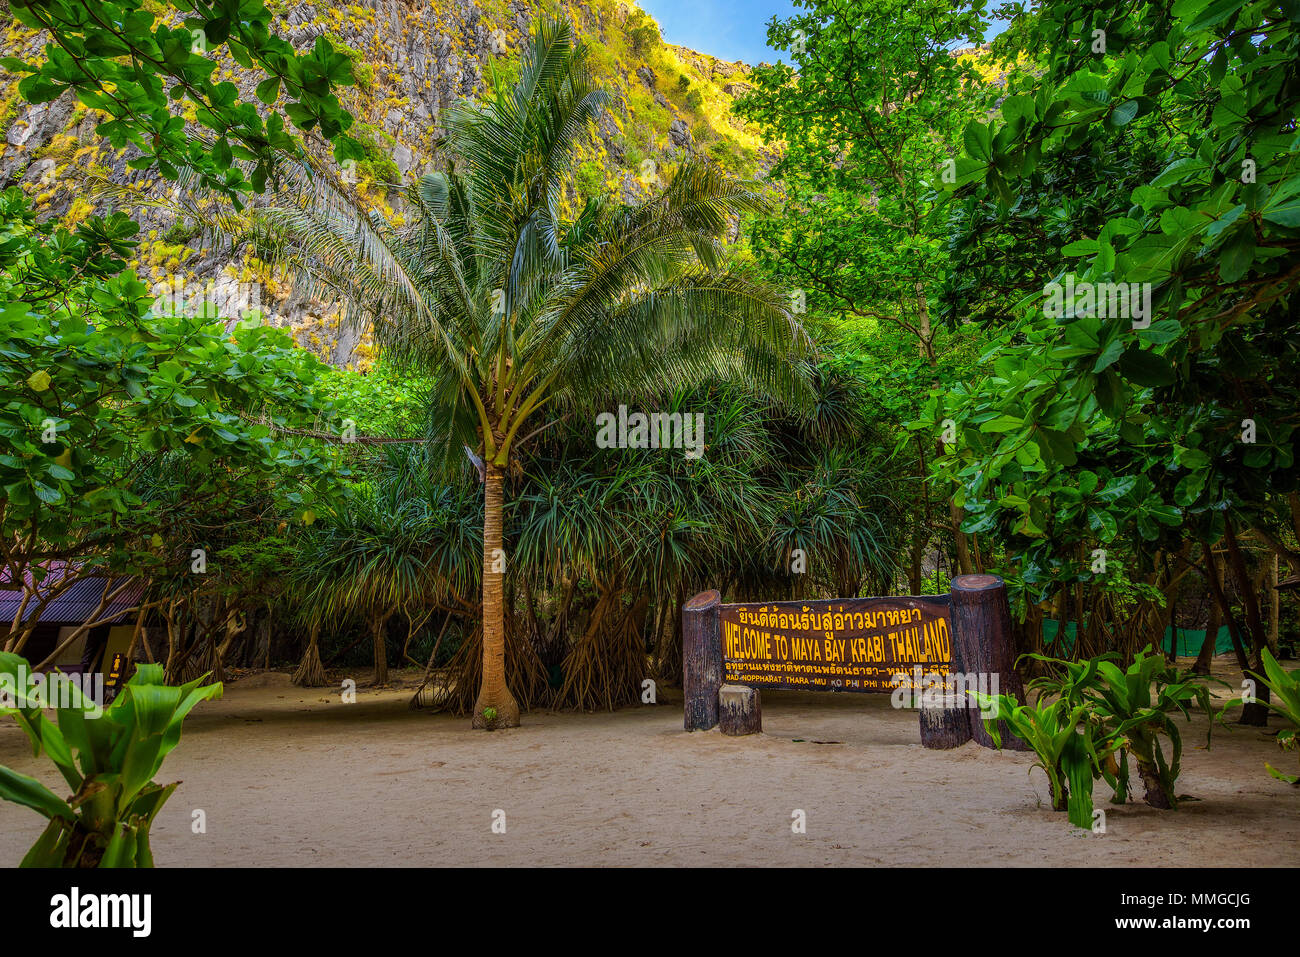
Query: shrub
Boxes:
[
  {"xmin": 0, "ymin": 653, "xmax": 221, "ymax": 867},
  {"xmin": 1257, "ymin": 649, "xmax": 1300, "ymax": 785}
]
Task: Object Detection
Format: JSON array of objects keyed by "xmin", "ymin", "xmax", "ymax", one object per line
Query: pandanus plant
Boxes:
[
  {"xmin": 0, "ymin": 652, "xmax": 220, "ymax": 866},
  {"xmin": 252, "ymin": 15, "xmax": 811, "ymax": 727}
]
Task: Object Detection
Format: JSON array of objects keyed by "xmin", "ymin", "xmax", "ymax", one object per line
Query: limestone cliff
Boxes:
[{"xmin": 0, "ymin": 0, "xmax": 770, "ymax": 367}]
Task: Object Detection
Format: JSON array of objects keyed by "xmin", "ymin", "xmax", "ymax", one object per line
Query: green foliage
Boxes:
[
  {"xmin": 627, "ymin": 16, "xmax": 661, "ymax": 55},
  {"xmin": 1017, "ymin": 646, "xmax": 1220, "ymax": 815},
  {"xmin": 736, "ymin": 0, "xmax": 997, "ymax": 592},
  {"xmin": 161, "ymin": 221, "xmax": 202, "ymax": 246},
  {"xmin": 0, "ymin": 653, "xmax": 221, "ymax": 867},
  {"xmin": 1256, "ymin": 649, "xmax": 1300, "ymax": 785},
  {"xmin": 975, "ymin": 688, "xmax": 1101, "ymax": 828},
  {"xmin": 318, "ymin": 359, "xmax": 432, "ymax": 440},
  {"xmin": 1083, "ymin": 647, "xmax": 1219, "ymax": 809},
  {"xmin": 930, "ymin": 0, "xmax": 1300, "ymax": 617},
  {"xmin": 354, "ymin": 123, "xmax": 402, "ymax": 186},
  {"xmin": 0, "ymin": 187, "xmax": 344, "ymax": 633},
  {"xmin": 289, "ymin": 454, "xmax": 482, "ymax": 630},
  {"xmin": 737, "ymin": 0, "xmax": 991, "ymax": 351},
  {"xmin": 306, "ymin": 370, "xmax": 906, "ymax": 709},
  {"xmin": 573, "ymin": 159, "xmax": 605, "ymax": 198},
  {"xmin": 3, "ymin": 0, "xmax": 362, "ymax": 203},
  {"xmin": 256, "ymin": 15, "xmax": 809, "ymax": 473},
  {"xmin": 253, "ymin": 15, "xmax": 810, "ymax": 722}
]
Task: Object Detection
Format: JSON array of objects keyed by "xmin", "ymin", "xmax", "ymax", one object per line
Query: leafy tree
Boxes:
[
  {"xmin": 736, "ymin": 0, "xmax": 995, "ymax": 582},
  {"xmin": 288, "ymin": 467, "xmax": 481, "ymax": 687},
  {"xmin": 0, "ymin": 188, "xmax": 343, "ymax": 656},
  {"xmin": 930, "ymin": 0, "xmax": 1300, "ymax": 702},
  {"xmin": 737, "ymin": 0, "xmax": 991, "ymax": 362}
]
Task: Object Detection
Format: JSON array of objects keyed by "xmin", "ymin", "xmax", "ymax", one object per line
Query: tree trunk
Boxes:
[
  {"xmin": 947, "ymin": 482, "xmax": 973, "ymax": 577},
  {"xmin": 1202, "ymin": 540, "xmax": 1250, "ymax": 671},
  {"xmin": 1224, "ymin": 522, "xmax": 1271, "ymax": 726},
  {"xmin": 292, "ymin": 621, "xmax": 326, "ymax": 687},
  {"xmin": 1269, "ymin": 552, "xmax": 1280, "ymax": 649},
  {"xmin": 718, "ymin": 684, "xmax": 761, "ymax": 736},
  {"xmin": 472, "ymin": 461, "xmax": 521, "ymax": 728},
  {"xmin": 373, "ymin": 610, "xmax": 391, "ymax": 685},
  {"xmin": 1193, "ymin": 563, "xmax": 1220, "ymax": 676}
]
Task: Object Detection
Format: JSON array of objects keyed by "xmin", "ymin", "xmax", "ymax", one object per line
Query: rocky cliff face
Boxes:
[{"xmin": 0, "ymin": 0, "xmax": 770, "ymax": 367}]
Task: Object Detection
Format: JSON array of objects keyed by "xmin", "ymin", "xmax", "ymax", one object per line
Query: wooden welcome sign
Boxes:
[
  {"xmin": 683, "ymin": 574, "xmax": 1028, "ymax": 751},
  {"xmin": 720, "ymin": 595, "xmax": 953, "ymax": 693}
]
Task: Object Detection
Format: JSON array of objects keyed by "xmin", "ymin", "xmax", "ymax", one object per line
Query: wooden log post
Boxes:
[
  {"xmin": 719, "ymin": 683, "xmax": 761, "ymax": 736},
  {"xmin": 919, "ymin": 594, "xmax": 974, "ymax": 749},
  {"xmin": 949, "ymin": 574, "xmax": 1030, "ymax": 751},
  {"xmin": 683, "ymin": 590, "xmax": 722, "ymax": 731}
]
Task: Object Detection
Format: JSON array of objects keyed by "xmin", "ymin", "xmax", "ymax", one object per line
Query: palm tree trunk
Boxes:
[{"xmin": 473, "ymin": 462, "xmax": 521, "ymax": 728}]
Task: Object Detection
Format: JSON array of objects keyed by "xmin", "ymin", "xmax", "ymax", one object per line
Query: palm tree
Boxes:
[{"xmin": 257, "ymin": 15, "xmax": 810, "ymax": 727}]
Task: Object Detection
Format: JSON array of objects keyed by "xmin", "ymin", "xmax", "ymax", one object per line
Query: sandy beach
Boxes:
[{"xmin": 2, "ymin": 665, "xmax": 1296, "ymax": 867}]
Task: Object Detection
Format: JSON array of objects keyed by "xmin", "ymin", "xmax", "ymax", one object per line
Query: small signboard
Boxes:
[
  {"xmin": 720, "ymin": 595, "xmax": 952, "ymax": 693},
  {"xmin": 104, "ymin": 652, "xmax": 129, "ymax": 694}
]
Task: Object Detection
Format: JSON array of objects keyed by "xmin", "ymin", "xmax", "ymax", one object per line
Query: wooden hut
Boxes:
[{"xmin": 0, "ymin": 563, "xmax": 145, "ymax": 678}]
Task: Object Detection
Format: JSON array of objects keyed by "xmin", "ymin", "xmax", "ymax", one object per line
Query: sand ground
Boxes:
[{"xmin": 1, "ymin": 663, "xmax": 1297, "ymax": 867}]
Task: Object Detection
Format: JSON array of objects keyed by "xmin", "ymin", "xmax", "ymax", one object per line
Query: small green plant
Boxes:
[
  {"xmin": 1019, "ymin": 645, "xmax": 1222, "ymax": 812},
  {"xmin": 0, "ymin": 652, "xmax": 221, "ymax": 867},
  {"xmin": 977, "ymin": 646, "xmax": 1223, "ymax": 829},
  {"xmin": 161, "ymin": 220, "xmax": 201, "ymax": 245},
  {"xmin": 481, "ymin": 706, "xmax": 498, "ymax": 729},
  {"xmin": 1082, "ymin": 646, "xmax": 1220, "ymax": 809},
  {"xmin": 628, "ymin": 18, "xmax": 659, "ymax": 54},
  {"xmin": 973, "ymin": 690, "xmax": 1103, "ymax": 829},
  {"xmin": 1256, "ymin": 648, "xmax": 1300, "ymax": 785}
]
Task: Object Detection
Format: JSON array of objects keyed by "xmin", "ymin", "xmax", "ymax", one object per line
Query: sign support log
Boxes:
[
  {"xmin": 948, "ymin": 574, "xmax": 1030, "ymax": 751},
  {"xmin": 917, "ymin": 611, "xmax": 974, "ymax": 749},
  {"xmin": 683, "ymin": 589, "xmax": 722, "ymax": 731},
  {"xmin": 719, "ymin": 683, "xmax": 761, "ymax": 735}
]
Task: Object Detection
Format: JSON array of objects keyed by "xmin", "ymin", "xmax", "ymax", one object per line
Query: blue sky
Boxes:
[
  {"xmin": 637, "ymin": 1, "xmax": 1010, "ymax": 65},
  {"xmin": 637, "ymin": 0, "xmax": 802, "ymax": 63}
]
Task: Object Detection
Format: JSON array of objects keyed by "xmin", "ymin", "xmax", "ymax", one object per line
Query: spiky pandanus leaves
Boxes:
[
  {"xmin": 252, "ymin": 15, "xmax": 812, "ymax": 727},
  {"xmin": 287, "ymin": 469, "xmax": 482, "ymax": 685}
]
